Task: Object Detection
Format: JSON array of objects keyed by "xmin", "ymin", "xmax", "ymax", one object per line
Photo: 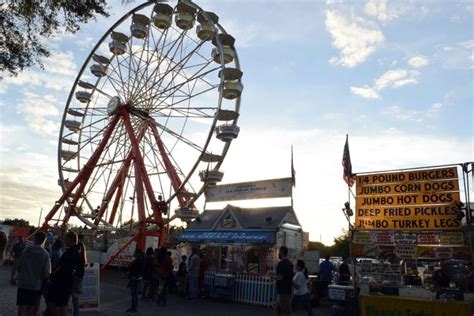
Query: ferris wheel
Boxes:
[{"xmin": 40, "ymin": 0, "xmax": 243, "ymax": 249}]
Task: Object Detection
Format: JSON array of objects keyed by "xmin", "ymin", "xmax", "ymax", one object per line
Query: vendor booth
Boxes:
[
  {"xmin": 351, "ymin": 165, "xmax": 473, "ymax": 316},
  {"xmin": 177, "ymin": 177, "xmax": 305, "ymax": 306},
  {"xmin": 178, "ymin": 204, "xmax": 304, "ymax": 274}
]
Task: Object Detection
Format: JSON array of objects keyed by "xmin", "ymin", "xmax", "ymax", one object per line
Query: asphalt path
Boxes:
[
  {"xmin": 0, "ymin": 263, "xmax": 273, "ymax": 316},
  {"xmin": 0, "ymin": 262, "xmax": 333, "ymax": 315}
]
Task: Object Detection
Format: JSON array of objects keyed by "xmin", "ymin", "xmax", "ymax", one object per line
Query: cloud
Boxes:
[
  {"xmin": 408, "ymin": 55, "xmax": 429, "ymax": 68},
  {"xmin": 0, "ymin": 167, "xmax": 61, "ymax": 221},
  {"xmin": 352, "ymin": 68, "xmax": 420, "ymax": 99},
  {"xmin": 436, "ymin": 40, "xmax": 474, "ymax": 69},
  {"xmin": 374, "ymin": 69, "xmax": 419, "ymax": 89},
  {"xmin": 2, "ymin": 51, "xmax": 76, "ymax": 92},
  {"xmin": 350, "ymin": 86, "xmax": 380, "ymax": 99},
  {"xmin": 43, "ymin": 51, "xmax": 77, "ymax": 77},
  {"xmin": 16, "ymin": 91, "xmax": 61, "ymax": 135},
  {"xmin": 325, "ymin": 10, "xmax": 384, "ymax": 68},
  {"xmin": 382, "ymin": 101, "xmax": 445, "ymax": 122},
  {"xmin": 364, "ymin": 0, "xmax": 412, "ymax": 22},
  {"xmin": 364, "ymin": 0, "xmax": 399, "ymax": 22},
  {"xmin": 382, "ymin": 105, "xmax": 420, "ymax": 121}
]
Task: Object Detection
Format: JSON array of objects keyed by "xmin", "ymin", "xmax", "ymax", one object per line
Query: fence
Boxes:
[{"xmin": 204, "ymin": 271, "xmax": 277, "ymax": 307}]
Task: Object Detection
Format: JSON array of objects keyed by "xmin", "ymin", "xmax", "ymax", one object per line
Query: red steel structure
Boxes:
[
  {"xmin": 35, "ymin": 1, "xmax": 243, "ymax": 269},
  {"xmin": 42, "ymin": 104, "xmax": 169, "ymax": 251}
]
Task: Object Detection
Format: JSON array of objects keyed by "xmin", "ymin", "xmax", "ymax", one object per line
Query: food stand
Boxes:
[
  {"xmin": 178, "ymin": 203, "xmax": 304, "ymax": 275},
  {"xmin": 352, "ymin": 166, "xmax": 473, "ymax": 316}
]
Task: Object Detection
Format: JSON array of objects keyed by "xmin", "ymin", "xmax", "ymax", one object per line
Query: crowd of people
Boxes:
[
  {"xmin": 8, "ymin": 231, "xmax": 86, "ymax": 316},
  {"xmin": 124, "ymin": 246, "xmax": 206, "ymax": 313},
  {"xmin": 274, "ymin": 248, "xmax": 354, "ymax": 316}
]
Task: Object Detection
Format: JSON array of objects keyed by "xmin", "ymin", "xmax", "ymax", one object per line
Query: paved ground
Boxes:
[{"xmin": 0, "ymin": 263, "xmax": 333, "ymax": 315}]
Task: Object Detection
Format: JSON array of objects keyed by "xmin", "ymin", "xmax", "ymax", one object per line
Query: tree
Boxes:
[
  {"xmin": 1, "ymin": 1, "xmax": 109, "ymax": 76},
  {"xmin": 2, "ymin": 218, "xmax": 30, "ymax": 227},
  {"xmin": 307, "ymin": 241, "xmax": 328, "ymax": 256},
  {"xmin": 330, "ymin": 230, "xmax": 351, "ymax": 257}
]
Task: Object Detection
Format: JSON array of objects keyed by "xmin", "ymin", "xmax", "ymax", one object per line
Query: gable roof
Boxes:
[{"xmin": 187, "ymin": 204, "xmax": 300, "ymax": 231}]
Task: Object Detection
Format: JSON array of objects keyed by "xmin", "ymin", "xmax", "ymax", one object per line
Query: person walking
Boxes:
[
  {"xmin": 177, "ymin": 255, "xmax": 187, "ymax": 297},
  {"xmin": 10, "ymin": 236, "xmax": 26, "ymax": 285},
  {"xmin": 318, "ymin": 255, "xmax": 334, "ymax": 299},
  {"xmin": 16, "ymin": 231, "xmax": 50, "ymax": 316},
  {"xmin": 292, "ymin": 260, "xmax": 314, "ymax": 316},
  {"xmin": 156, "ymin": 247, "xmax": 173, "ymax": 306},
  {"xmin": 71, "ymin": 236, "xmax": 87, "ymax": 316},
  {"xmin": 150, "ymin": 248, "xmax": 160, "ymax": 301},
  {"xmin": 274, "ymin": 246, "xmax": 293, "ymax": 316},
  {"xmin": 142, "ymin": 247, "xmax": 155, "ymax": 301},
  {"xmin": 126, "ymin": 248, "xmax": 144, "ymax": 313},
  {"xmin": 46, "ymin": 231, "xmax": 85, "ymax": 316},
  {"xmin": 187, "ymin": 247, "xmax": 200, "ymax": 300},
  {"xmin": 0, "ymin": 231, "xmax": 7, "ymax": 264}
]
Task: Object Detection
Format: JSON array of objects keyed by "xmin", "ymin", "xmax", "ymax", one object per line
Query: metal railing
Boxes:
[{"xmin": 204, "ymin": 271, "xmax": 277, "ymax": 307}]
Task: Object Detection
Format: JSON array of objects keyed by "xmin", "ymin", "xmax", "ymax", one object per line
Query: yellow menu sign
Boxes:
[{"xmin": 355, "ymin": 167, "xmax": 461, "ymax": 231}]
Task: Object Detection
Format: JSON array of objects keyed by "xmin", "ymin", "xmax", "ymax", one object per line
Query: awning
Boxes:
[{"xmin": 178, "ymin": 231, "xmax": 275, "ymax": 244}]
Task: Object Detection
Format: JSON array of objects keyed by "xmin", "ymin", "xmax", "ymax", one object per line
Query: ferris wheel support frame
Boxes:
[
  {"xmin": 40, "ymin": 113, "xmax": 122, "ymax": 231},
  {"xmin": 39, "ymin": 105, "xmax": 174, "ymax": 252},
  {"xmin": 149, "ymin": 121, "xmax": 195, "ymax": 209}
]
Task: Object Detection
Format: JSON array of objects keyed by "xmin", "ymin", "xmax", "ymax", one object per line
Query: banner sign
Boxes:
[
  {"xmin": 353, "ymin": 231, "xmax": 461, "ymax": 246},
  {"xmin": 440, "ymin": 232, "xmax": 464, "ymax": 245},
  {"xmin": 395, "ymin": 245, "xmax": 416, "ymax": 259},
  {"xmin": 372, "ymin": 232, "xmax": 394, "ymax": 245},
  {"xmin": 394, "ymin": 233, "xmax": 417, "ymax": 245},
  {"xmin": 353, "ymin": 231, "xmax": 373, "ymax": 244},
  {"xmin": 417, "ymin": 232, "xmax": 439, "ymax": 245},
  {"xmin": 205, "ymin": 178, "xmax": 293, "ymax": 202},
  {"xmin": 355, "ymin": 167, "xmax": 461, "ymax": 231},
  {"xmin": 79, "ymin": 263, "xmax": 100, "ymax": 311}
]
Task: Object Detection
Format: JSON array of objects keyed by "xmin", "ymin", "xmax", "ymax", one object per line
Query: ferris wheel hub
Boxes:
[{"xmin": 107, "ymin": 96, "xmax": 121, "ymax": 115}]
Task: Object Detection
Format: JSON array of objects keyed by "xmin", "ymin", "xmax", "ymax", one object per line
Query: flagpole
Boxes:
[
  {"xmin": 291, "ymin": 145, "xmax": 295, "ymax": 208},
  {"xmin": 342, "ymin": 134, "xmax": 357, "ymax": 312}
]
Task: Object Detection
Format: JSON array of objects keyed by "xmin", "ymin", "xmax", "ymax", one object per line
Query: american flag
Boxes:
[{"xmin": 342, "ymin": 135, "xmax": 355, "ymax": 186}]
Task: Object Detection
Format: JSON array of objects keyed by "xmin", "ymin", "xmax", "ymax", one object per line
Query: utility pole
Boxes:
[{"xmin": 38, "ymin": 207, "xmax": 43, "ymax": 228}]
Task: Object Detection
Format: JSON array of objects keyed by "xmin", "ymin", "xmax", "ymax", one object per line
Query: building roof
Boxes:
[{"xmin": 187, "ymin": 204, "xmax": 300, "ymax": 231}]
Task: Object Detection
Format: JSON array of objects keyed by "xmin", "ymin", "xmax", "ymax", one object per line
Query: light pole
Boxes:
[{"xmin": 341, "ymin": 201, "xmax": 357, "ymax": 315}]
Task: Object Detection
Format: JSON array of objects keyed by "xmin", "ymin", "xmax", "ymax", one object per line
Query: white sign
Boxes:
[
  {"xmin": 329, "ymin": 288, "xmax": 346, "ymax": 301},
  {"xmin": 79, "ymin": 263, "xmax": 100, "ymax": 311},
  {"xmin": 205, "ymin": 178, "xmax": 293, "ymax": 202}
]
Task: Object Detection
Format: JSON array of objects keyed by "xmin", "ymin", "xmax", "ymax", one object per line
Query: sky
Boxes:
[{"xmin": 0, "ymin": 0, "xmax": 473, "ymax": 245}]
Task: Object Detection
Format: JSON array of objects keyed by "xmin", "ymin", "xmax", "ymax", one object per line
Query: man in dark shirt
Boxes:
[
  {"xmin": 319, "ymin": 255, "xmax": 334, "ymax": 298},
  {"xmin": 142, "ymin": 247, "xmax": 155, "ymax": 301},
  {"xmin": 10, "ymin": 236, "xmax": 25, "ymax": 285},
  {"xmin": 432, "ymin": 260, "xmax": 451, "ymax": 288},
  {"xmin": 127, "ymin": 248, "xmax": 144, "ymax": 313},
  {"xmin": 47, "ymin": 231, "xmax": 85, "ymax": 316},
  {"xmin": 275, "ymin": 245, "xmax": 293, "ymax": 316},
  {"xmin": 338, "ymin": 256, "xmax": 351, "ymax": 284}
]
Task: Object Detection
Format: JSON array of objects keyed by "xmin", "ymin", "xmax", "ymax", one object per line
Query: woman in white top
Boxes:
[{"xmin": 292, "ymin": 260, "xmax": 314, "ymax": 316}]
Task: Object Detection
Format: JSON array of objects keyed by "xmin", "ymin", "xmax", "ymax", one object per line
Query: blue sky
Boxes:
[{"xmin": 0, "ymin": 0, "xmax": 473, "ymax": 244}]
